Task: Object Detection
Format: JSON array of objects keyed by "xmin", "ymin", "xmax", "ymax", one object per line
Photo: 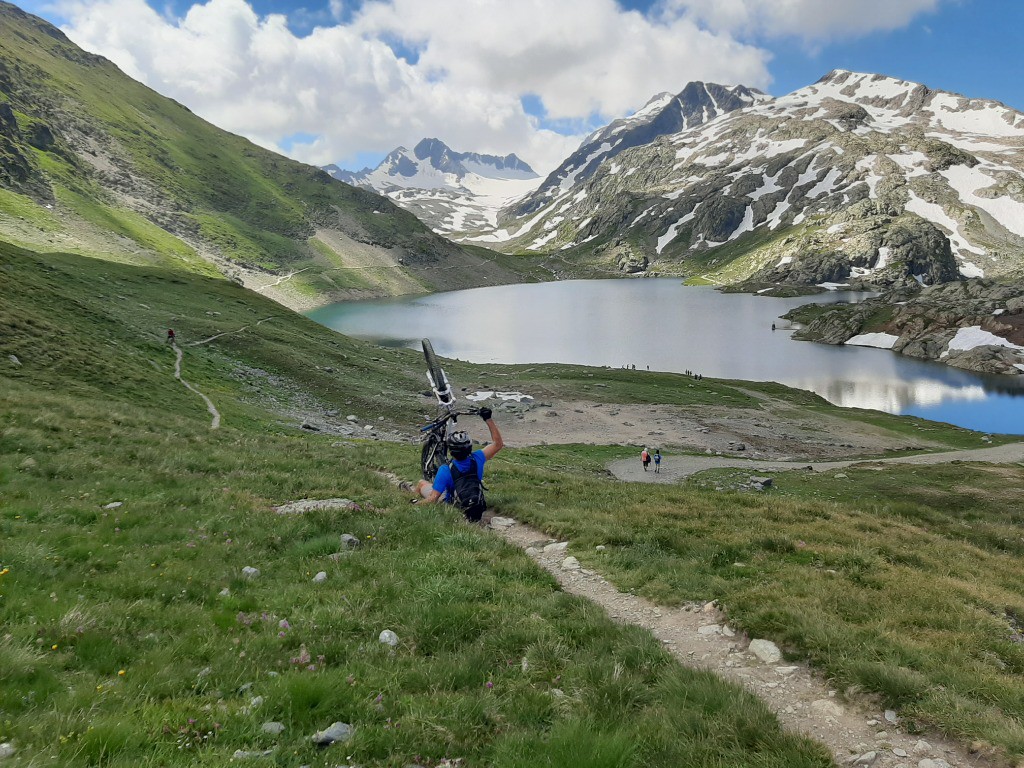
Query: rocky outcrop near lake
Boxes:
[{"xmin": 783, "ymin": 278, "xmax": 1024, "ymax": 375}]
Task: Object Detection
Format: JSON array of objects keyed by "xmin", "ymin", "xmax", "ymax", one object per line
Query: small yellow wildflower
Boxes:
[
  {"xmin": 118, "ymin": 669, "xmax": 126, "ymax": 676},
  {"xmin": 51, "ymin": 644, "xmax": 58, "ymax": 650}
]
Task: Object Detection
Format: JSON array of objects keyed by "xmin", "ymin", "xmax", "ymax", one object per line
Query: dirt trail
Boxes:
[
  {"xmin": 607, "ymin": 441, "xmax": 1024, "ymax": 483},
  {"xmin": 187, "ymin": 317, "xmax": 277, "ymax": 347},
  {"xmin": 172, "ymin": 344, "xmax": 221, "ymax": 429},
  {"xmin": 253, "ymin": 269, "xmax": 311, "ymax": 294},
  {"xmin": 491, "ymin": 516, "xmax": 988, "ymax": 768}
]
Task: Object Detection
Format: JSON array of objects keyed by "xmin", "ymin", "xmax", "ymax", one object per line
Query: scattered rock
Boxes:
[
  {"xmin": 378, "ymin": 629, "xmax": 399, "ymax": 647},
  {"xmin": 811, "ymin": 699, "xmax": 845, "ymax": 718},
  {"xmin": 0, "ymin": 743, "xmax": 15, "ymax": 759},
  {"xmin": 543, "ymin": 541, "xmax": 569, "ymax": 555},
  {"xmin": 312, "ymin": 571, "xmax": 327, "ymax": 584},
  {"xmin": 312, "ymin": 721, "xmax": 354, "ymax": 748},
  {"xmin": 488, "ymin": 516, "xmax": 515, "ymax": 530},
  {"xmin": 749, "ymin": 476, "xmax": 773, "ymax": 490},
  {"xmin": 561, "ymin": 556, "xmax": 581, "ymax": 571},
  {"xmin": 912, "ymin": 740, "xmax": 932, "ymax": 755},
  {"xmin": 300, "ymin": 422, "xmax": 321, "ymax": 432},
  {"xmin": 748, "ymin": 638, "xmax": 782, "ymax": 663},
  {"xmin": 18, "ymin": 457, "xmax": 36, "ymax": 470},
  {"xmin": 219, "ymin": 588, "xmax": 231, "ymax": 597},
  {"xmin": 242, "ymin": 566, "xmax": 261, "ymax": 580},
  {"xmin": 893, "ymin": 748, "xmax": 908, "ymax": 757},
  {"xmin": 340, "ymin": 534, "xmax": 361, "ymax": 549},
  {"xmin": 8, "ymin": 355, "xmax": 20, "ymax": 367},
  {"xmin": 274, "ymin": 498, "xmax": 361, "ymax": 514},
  {"xmin": 261, "ymin": 722, "xmax": 286, "ymax": 736},
  {"xmin": 103, "ymin": 501, "xmax": 123, "ymax": 509},
  {"xmin": 835, "ymin": 473, "xmax": 849, "ymax": 479},
  {"xmin": 595, "ymin": 545, "xmax": 606, "ymax": 551},
  {"xmin": 850, "ymin": 751, "xmax": 877, "ymax": 766},
  {"xmin": 884, "ymin": 709, "xmax": 898, "ymax": 723},
  {"xmin": 917, "ymin": 760, "xmax": 950, "ymax": 768},
  {"xmin": 346, "ymin": 415, "xmax": 358, "ymax": 422},
  {"xmin": 697, "ymin": 624, "xmax": 721, "ymax": 635}
]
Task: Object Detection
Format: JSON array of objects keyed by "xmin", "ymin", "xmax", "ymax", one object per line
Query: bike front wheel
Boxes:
[{"xmin": 422, "ymin": 338, "xmax": 453, "ymax": 405}]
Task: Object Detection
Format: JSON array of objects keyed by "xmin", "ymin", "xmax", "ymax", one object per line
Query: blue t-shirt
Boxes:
[{"xmin": 432, "ymin": 449, "xmax": 486, "ymax": 501}]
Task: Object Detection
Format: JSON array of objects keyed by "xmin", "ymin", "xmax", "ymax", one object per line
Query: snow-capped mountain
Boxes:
[
  {"xmin": 475, "ymin": 70, "xmax": 1024, "ymax": 288},
  {"xmin": 512, "ymin": 82, "xmax": 769, "ymax": 217},
  {"xmin": 325, "ymin": 138, "xmax": 541, "ymax": 235}
]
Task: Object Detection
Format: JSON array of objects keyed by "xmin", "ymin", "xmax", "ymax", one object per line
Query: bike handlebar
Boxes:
[{"xmin": 419, "ymin": 407, "xmax": 481, "ymax": 431}]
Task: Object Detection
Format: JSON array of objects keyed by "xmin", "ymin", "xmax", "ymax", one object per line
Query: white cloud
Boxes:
[
  {"xmin": 668, "ymin": 0, "xmax": 945, "ymax": 41},
  {"xmin": 50, "ymin": 0, "xmax": 771, "ymax": 172}
]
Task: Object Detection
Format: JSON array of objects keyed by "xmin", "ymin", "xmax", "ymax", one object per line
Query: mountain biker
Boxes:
[{"xmin": 415, "ymin": 406, "xmax": 504, "ymax": 521}]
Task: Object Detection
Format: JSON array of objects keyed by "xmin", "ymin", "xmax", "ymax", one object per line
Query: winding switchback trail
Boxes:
[
  {"xmin": 187, "ymin": 316, "xmax": 277, "ymax": 347},
  {"xmin": 172, "ymin": 344, "xmax": 221, "ymax": 429}
]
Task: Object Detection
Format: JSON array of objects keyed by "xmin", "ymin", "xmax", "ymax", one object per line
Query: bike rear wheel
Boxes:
[
  {"xmin": 421, "ymin": 431, "xmax": 447, "ymax": 481},
  {"xmin": 422, "ymin": 338, "xmax": 452, "ymax": 404}
]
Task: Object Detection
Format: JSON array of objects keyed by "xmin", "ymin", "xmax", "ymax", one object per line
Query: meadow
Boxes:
[{"xmin": 3, "ymin": 242, "xmax": 1024, "ymax": 765}]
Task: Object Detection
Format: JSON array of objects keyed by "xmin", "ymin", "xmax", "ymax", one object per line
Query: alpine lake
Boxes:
[{"xmin": 307, "ymin": 278, "xmax": 1024, "ymax": 435}]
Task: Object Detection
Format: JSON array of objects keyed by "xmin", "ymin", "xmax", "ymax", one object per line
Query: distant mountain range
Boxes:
[
  {"xmin": 324, "ymin": 138, "xmax": 541, "ymax": 235},
  {"xmin": 337, "ymin": 72, "xmax": 1024, "ymax": 292}
]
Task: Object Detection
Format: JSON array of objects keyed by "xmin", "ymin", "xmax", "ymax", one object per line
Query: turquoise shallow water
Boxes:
[{"xmin": 307, "ymin": 279, "xmax": 1024, "ymax": 435}]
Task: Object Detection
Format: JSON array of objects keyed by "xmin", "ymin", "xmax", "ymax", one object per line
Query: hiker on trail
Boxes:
[
  {"xmin": 166, "ymin": 329, "xmax": 176, "ymax": 344},
  {"xmin": 416, "ymin": 407, "xmax": 504, "ymax": 523},
  {"xmin": 654, "ymin": 450, "xmax": 662, "ymax": 473},
  {"xmin": 641, "ymin": 447, "xmax": 651, "ymax": 471}
]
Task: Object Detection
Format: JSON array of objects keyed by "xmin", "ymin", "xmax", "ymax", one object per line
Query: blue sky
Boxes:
[{"xmin": 18, "ymin": 0, "xmax": 1024, "ymax": 172}]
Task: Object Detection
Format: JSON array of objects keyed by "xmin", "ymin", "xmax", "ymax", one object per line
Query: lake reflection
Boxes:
[{"xmin": 307, "ymin": 279, "xmax": 1024, "ymax": 434}]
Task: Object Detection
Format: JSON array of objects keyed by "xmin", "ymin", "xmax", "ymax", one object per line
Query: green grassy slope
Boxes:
[
  {"xmin": 5, "ymin": 241, "xmax": 1024, "ymax": 763},
  {"xmin": 0, "ymin": 246, "xmax": 836, "ymax": 765},
  {"xmin": 0, "ymin": 2, "xmax": 528, "ymax": 306}
]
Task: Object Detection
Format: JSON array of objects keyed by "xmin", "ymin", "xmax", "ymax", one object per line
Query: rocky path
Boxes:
[
  {"xmin": 607, "ymin": 441, "xmax": 1024, "ymax": 483},
  {"xmin": 172, "ymin": 343, "xmax": 221, "ymax": 429},
  {"xmin": 253, "ymin": 268, "xmax": 311, "ymax": 294},
  {"xmin": 490, "ymin": 516, "xmax": 988, "ymax": 768}
]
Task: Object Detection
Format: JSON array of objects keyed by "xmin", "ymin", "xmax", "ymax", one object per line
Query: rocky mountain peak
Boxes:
[
  {"xmin": 470, "ymin": 70, "xmax": 1024, "ymax": 292},
  {"xmin": 513, "ymin": 80, "xmax": 767, "ymax": 217}
]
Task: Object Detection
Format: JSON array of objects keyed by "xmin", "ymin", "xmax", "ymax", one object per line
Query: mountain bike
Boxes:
[{"xmin": 419, "ymin": 338, "xmax": 479, "ymax": 480}]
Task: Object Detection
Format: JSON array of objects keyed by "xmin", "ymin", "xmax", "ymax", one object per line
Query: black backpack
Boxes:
[{"xmin": 448, "ymin": 456, "xmax": 486, "ymax": 521}]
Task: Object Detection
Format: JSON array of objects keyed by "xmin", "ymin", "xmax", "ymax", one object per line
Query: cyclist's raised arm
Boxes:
[{"xmin": 479, "ymin": 407, "xmax": 503, "ymax": 460}]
